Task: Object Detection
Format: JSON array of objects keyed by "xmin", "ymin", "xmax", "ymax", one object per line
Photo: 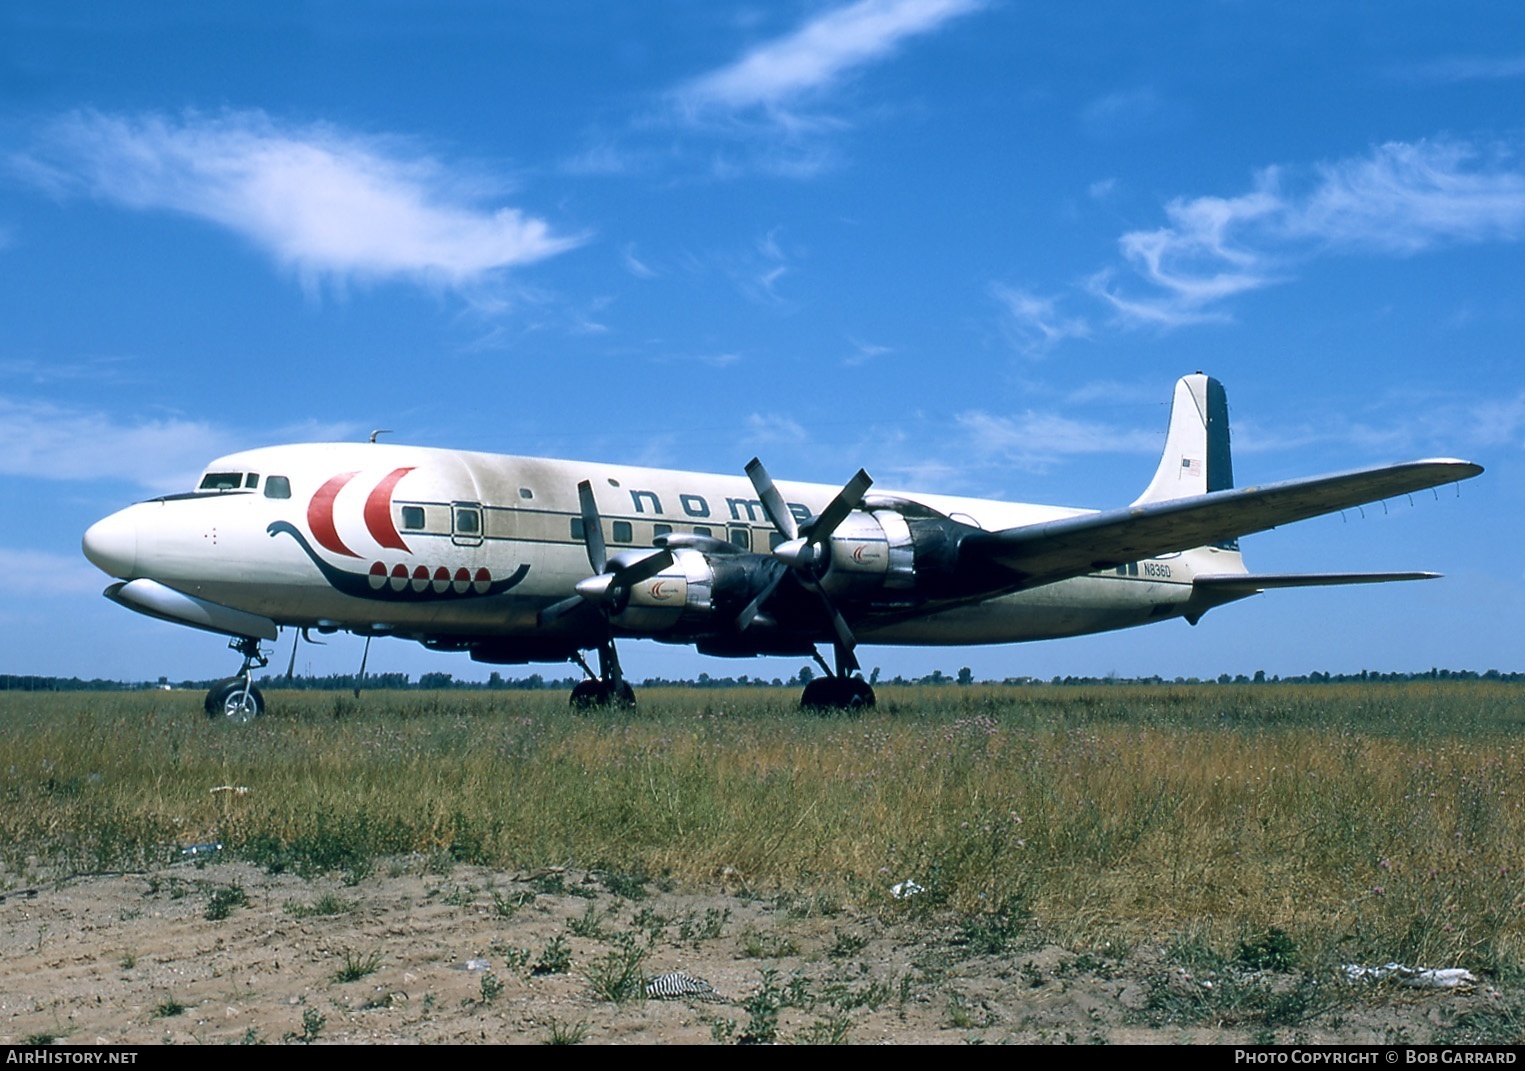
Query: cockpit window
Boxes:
[
  {"xmin": 244, "ymin": 473, "xmax": 260, "ymax": 490},
  {"xmin": 264, "ymin": 476, "xmax": 291, "ymax": 500},
  {"xmin": 199, "ymin": 472, "xmax": 244, "ymax": 491}
]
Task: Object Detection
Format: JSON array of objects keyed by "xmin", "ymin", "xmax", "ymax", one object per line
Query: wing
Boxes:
[{"xmin": 960, "ymin": 458, "xmax": 1482, "ymax": 591}]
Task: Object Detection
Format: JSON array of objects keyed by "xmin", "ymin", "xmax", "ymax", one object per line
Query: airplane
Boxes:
[{"xmin": 81, "ymin": 373, "xmax": 1482, "ymax": 719}]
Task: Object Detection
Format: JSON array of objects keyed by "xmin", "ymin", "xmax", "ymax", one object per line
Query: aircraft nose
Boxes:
[{"xmin": 82, "ymin": 508, "xmax": 139, "ymax": 578}]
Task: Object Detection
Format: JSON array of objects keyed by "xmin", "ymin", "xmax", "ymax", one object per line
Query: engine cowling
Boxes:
[{"xmin": 607, "ymin": 546, "xmax": 770, "ymax": 635}]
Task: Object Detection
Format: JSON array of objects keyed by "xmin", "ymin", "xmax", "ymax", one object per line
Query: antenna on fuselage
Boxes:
[{"xmin": 369, "ymin": 429, "xmax": 392, "ymax": 443}]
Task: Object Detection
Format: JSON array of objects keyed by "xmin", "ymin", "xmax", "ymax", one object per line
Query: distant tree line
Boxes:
[{"xmin": 4, "ymin": 666, "xmax": 1525, "ymax": 693}]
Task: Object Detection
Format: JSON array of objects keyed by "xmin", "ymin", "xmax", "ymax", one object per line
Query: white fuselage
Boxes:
[{"xmin": 83, "ymin": 441, "xmax": 1243, "ymax": 653}]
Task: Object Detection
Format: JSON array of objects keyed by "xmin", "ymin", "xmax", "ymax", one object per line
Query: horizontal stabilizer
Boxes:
[
  {"xmin": 962, "ymin": 458, "xmax": 1482, "ymax": 591},
  {"xmin": 1193, "ymin": 572, "xmax": 1440, "ymax": 597}
]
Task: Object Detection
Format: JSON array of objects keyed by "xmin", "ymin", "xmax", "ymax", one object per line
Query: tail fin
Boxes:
[{"xmin": 1132, "ymin": 372, "xmax": 1233, "ymax": 506}]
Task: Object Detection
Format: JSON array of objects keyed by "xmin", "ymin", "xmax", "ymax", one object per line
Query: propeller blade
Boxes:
[
  {"xmin": 616, "ymin": 547, "xmax": 675, "ymax": 587},
  {"xmin": 815, "ymin": 588, "xmax": 860, "ymax": 672},
  {"xmin": 745, "ymin": 457, "xmax": 798, "ymax": 541},
  {"xmin": 284, "ymin": 628, "xmax": 300, "ymax": 681},
  {"xmin": 538, "ymin": 594, "xmax": 589, "ymax": 626},
  {"xmin": 809, "ymin": 469, "xmax": 873, "ymax": 546},
  {"xmin": 576, "ymin": 480, "xmax": 607, "ymax": 574},
  {"xmin": 735, "ymin": 559, "xmax": 788, "ymax": 631}
]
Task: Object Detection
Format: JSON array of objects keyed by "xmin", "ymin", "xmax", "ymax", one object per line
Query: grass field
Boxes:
[{"xmin": 4, "ymin": 682, "xmax": 1524, "ymax": 982}]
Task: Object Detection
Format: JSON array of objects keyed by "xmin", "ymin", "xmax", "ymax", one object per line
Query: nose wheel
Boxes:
[{"xmin": 204, "ymin": 636, "xmax": 268, "ymax": 721}]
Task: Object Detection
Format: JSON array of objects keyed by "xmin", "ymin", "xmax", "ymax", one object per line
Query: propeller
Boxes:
[
  {"xmin": 538, "ymin": 480, "xmax": 674, "ymax": 626},
  {"xmin": 740, "ymin": 458, "xmax": 872, "ymax": 669}
]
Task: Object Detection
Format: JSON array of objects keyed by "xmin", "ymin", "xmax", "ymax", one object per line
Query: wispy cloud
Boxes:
[
  {"xmin": 957, "ymin": 409, "xmax": 1162, "ymax": 472},
  {"xmin": 1399, "ymin": 53, "xmax": 1525, "ymax": 83},
  {"xmin": 1087, "ymin": 138, "xmax": 1525, "ymax": 329},
  {"xmin": 990, "ymin": 283, "xmax": 1092, "ymax": 355},
  {"xmin": 678, "ymin": 0, "xmax": 985, "ymax": 119},
  {"xmin": 16, "ymin": 109, "xmax": 584, "ymax": 296},
  {"xmin": 0, "ymin": 395, "xmax": 355, "ymax": 492}
]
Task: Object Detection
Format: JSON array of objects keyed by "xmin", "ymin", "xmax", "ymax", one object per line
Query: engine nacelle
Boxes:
[
  {"xmin": 608, "ymin": 547, "xmax": 766, "ymax": 636},
  {"xmin": 606, "ymin": 503, "xmax": 979, "ymax": 639}
]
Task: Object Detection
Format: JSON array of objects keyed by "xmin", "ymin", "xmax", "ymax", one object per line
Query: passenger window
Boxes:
[
  {"xmin": 455, "ymin": 508, "xmax": 481, "ymax": 535},
  {"xmin": 653, "ymin": 523, "xmax": 672, "ymax": 538},
  {"xmin": 612, "ymin": 521, "xmax": 633, "ymax": 543},
  {"xmin": 401, "ymin": 506, "xmax": 425, "ymax": 530},
  {"xmin": 264, "ymin": 475, "xmax": 291, "ymax": 500},
  {"xmin": 693, "ymin": 526, "xmax": 712, "ymax": 538},
  {"xmin": 519, "ymin": 488, "xmax": 534, "ymax": 500},
  {"xmin": 729, "ymin": 527, "xmax": 751, "ymax": 551}
]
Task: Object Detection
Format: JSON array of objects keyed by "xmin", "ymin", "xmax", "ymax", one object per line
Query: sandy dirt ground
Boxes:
[{"xmin": 0, "ymin": 857, "xmax": 1515, "ymax": 1046}]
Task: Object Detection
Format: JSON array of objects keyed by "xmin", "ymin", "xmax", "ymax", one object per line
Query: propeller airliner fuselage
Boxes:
[{"xmin": 82, "ymin": 374, "xmax": 1483, "ymax": 716}]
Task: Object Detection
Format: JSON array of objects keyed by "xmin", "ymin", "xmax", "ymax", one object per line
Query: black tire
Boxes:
[
  {"xmin": 800, "ymin": 676, "xmax": 875, "ymax": 714},
  {"xmin": 205, "ymin": 678, "xmax": 265, "ymax": 722},
  {"xmin": 569, "ymin": 679, "xmax": 638, "ymax": 710}
]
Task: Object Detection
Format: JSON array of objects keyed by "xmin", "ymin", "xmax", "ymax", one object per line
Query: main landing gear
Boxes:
[
  {"xmin": 799, "ymin": 642, "xmax": 876, "ymax": 714},
  {"xmin": 204, "ymin": 636, "xmax": 267, "ymax": 722},
  {"xmin": 568, "ymin": 641, "xmax": 635, "ymax": 710}
]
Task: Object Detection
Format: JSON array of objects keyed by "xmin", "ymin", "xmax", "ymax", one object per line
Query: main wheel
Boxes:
[
  {"xmin": 205, "ymin": 678, "xmax": 265, "ymax": 722},
  {"xmin": 800, "ymin": 676, "xmax": 875, "ymax": 714},
  {"xmin": 569, "ymin": 679, "xmax": 638, "ymax": 710}
]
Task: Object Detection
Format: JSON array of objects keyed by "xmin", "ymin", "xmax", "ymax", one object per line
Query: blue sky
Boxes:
[{"xmin": 2, "ymin": 1, "xmax": 1521, "ymax": 684}]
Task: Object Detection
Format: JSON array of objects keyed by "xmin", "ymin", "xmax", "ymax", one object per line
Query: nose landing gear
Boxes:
[{"xmin": 204, "ymin": 636, "xmax": 268, "ymax": 721}]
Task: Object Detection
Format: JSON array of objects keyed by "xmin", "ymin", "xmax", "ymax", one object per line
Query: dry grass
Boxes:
[{"xmin": 3, "ymin": 682, "xmax": 1524, "ymax": 977}]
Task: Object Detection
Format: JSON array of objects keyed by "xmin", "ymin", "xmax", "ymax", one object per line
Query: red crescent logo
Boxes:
[
  {"xmin": 852, "ymin": 545, "xmax": 868, "ymax": 564},
  {"xmin": 364, "ymin": 467, "xmax": 415, "ymax": 552},
  {"xmin": 649, "ymin": 580, "xmax": 673, "ymax": 600},
  {"xmin": 309, "ymin": 472, "xmax": 361, "ymax": 558}
]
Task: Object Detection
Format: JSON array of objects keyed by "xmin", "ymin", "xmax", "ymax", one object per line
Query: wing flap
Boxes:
[{"xmin": 962, "ymin": 458, "xmax": 1481, "ymax": 590}]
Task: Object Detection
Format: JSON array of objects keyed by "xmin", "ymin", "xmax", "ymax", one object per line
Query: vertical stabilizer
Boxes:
[{"xmin": 1132, "ymin": 373, "xmax": 1233, "ymax": 506}]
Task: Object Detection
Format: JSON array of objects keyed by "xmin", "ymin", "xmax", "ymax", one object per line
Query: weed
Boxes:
[
  {"xmin": 710, "ymin": 1018, "xmax": 738, "ymax": 1044},
  {"xmin": 285, "ymin": 893, "xmax": 354, "ymax": 918},
  {"xmin": 631, "ymin": 905, "xmax": 669, "ymax": 943},
  {"xmin": 490, "ymin": 889, "xmax": 533, "ymax": 918},
  {"xmin": 583, "ymin": 933, "xmax": 646, "ymax": 1004},
  {"xmin": 529, "ymin": 872, "xmax": 566, "ymax": 895},
  {"xmin": 828, "ymin": 929, "xmax": 868, "ymax": 958},
  {"xmin": 332, "ymin": 948, "xmax": 383, "ymax": 982},
  {"xmin": 240, "ymin": 1027, "xmax": 260, "ymax": 1045},
  {"xmin": 740, "ymin": 926, "xmax": 799, "ymax": 959},
  {"xmin": 488, "ymin": 940, "xmax": 532, "ymax": 972},
  {"xmin": 153, "ymin": 998, "xmax": 185, "ymax": 1018},
  {"xmin": 739, "ymin": 968, "xmax": 783, "ymax": 1044},
  {"xmin": 796, "ymin": 1013, "xmax": 853, "ymax": 1045},
  {"xmin": 1237, "ymin": 928, "xmax": 1297, "ymax": 972},
  {"xmin": 441, "ymin": 884, "xmax": 475, "ymax": 907},
  {"xmin": 601, "ymin": 869, "xmax": 649, "ymax": 900},
  {"xmin": 479, "ymin": 971, "xmax": 503, "ymax": 1003},
  {"xmin": 679, "ymin": 907, "xmax": 730, "ymax": 942},
  {"xmin": 20, "ymin": 1033, "xmax": 57, "ymax": 1045},
  {"xmin": 544, "ymin": 1018, "xmax": 590, "ymax": 1045},
  {"xmin": 956, "ymin": 897, "xmax": 1030, "ymax": 956},
  {"xmin": 285, "ymin": 1007, "xmax": 324, "ymax": 1044},
  {"xmin": 567, "ymin": 901, "xmax": 606, "ymax": 939},
  {"xmin": 532, "ymin": 935, "xmax": 571, "ymax": 975},
  {"xmin": 947, "ymin": 992, "xmax": 974, "ymax": 1029},
  {"xmin": 119, "ymin": 951, "xmax": 136, "ymax": 970}
]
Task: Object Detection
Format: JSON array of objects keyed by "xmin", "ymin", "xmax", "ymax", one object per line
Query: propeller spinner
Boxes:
[{"xmin": 538, "ymin": 480, "xmax": 674, "ymax": 626}]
